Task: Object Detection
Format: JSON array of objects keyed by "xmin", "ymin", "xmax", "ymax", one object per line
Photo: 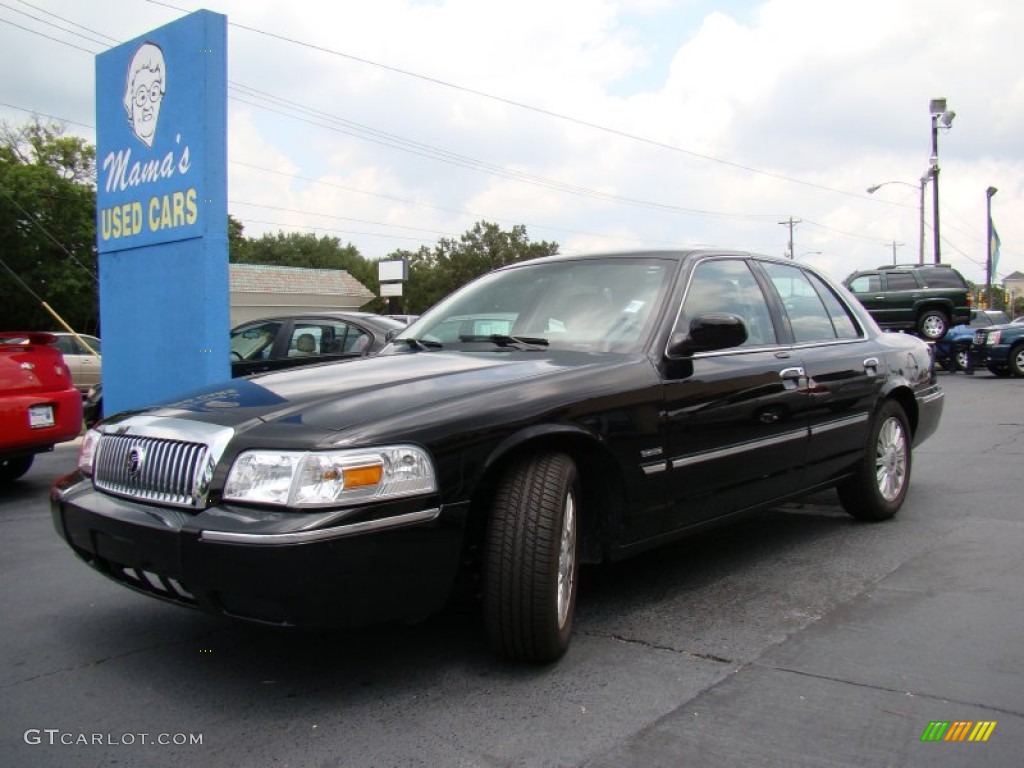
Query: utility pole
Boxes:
[
  {"xmin": 779, "ymin": 217, "xmax": 801, "ymax": 259},
  {"xmin": 888, "ymin": 241, "xmax": 904, "ymax": 266}
]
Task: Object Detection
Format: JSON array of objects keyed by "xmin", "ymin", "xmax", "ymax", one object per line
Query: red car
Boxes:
[{"xmin": 1, "ymin": 332, "xmax": 83, "ymax": 483}]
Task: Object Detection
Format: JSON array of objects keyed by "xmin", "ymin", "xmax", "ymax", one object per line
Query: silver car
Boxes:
[{"xmin": 51, "ymin": 333, "xmax": 101, "ymax": 394}]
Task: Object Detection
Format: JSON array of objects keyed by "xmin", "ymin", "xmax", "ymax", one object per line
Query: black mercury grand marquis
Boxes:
[{"xmin": 51, "ymin": 250, "xmax": 944, "ymax": 662}]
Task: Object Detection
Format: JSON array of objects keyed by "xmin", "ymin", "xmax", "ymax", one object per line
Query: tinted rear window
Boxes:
[{"xmin": 918, "ymin": 268, "xmax": 966, "ymax": 288}]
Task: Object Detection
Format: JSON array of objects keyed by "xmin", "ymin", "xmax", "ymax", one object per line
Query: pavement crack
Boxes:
[
  {"xmin": 0, "ymin": 627, "xmax": 230, "ymax": 690},
  {"xmin": 757, "ymin": 663, "xmax": 1024, "ymax": 718},
  {"xmin": 578, "ymin": 630, "xmax": 736, "ymax": 664}
]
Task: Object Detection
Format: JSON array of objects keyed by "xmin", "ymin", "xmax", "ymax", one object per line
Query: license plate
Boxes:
[{"xmin": 29, "ymin": 404, "xmax": 55, "ymax": 429}]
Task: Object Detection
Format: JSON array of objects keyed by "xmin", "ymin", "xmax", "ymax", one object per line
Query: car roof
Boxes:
[{"xmin": 232, "ymin": 312, "xmax": 404, "ymax": 329}]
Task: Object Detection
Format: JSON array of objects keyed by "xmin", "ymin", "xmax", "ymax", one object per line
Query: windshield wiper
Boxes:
[
  {"xmin": 458, "ymin": 334, "xmax": 549, "ymax": 349},
  {"xmin": 402, "ymin": 337, "xmax": 444, "ymax": 351}
]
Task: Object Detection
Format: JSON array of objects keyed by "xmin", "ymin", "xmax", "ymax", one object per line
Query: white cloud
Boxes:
[{"xmin": 2, "ymin": 0, "xmax": 1022, "ymax": 285}]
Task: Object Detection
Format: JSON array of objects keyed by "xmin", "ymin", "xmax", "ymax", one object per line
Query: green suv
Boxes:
[{"xmin": 843, "ymin": 264, "xmax": 971, "ymax": 340}]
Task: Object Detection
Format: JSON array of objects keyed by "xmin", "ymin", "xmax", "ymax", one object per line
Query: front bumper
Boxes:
[
  {"xmin": 968, "ymin": 344, "xmax": 1007, "ymax": 370},
  {"xmin": 51, "ymin": 472, "xmax": 468, "ymax": 627}
]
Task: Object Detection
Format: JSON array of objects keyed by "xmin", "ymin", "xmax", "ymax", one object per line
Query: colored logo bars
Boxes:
[{"xmin": 921, "ymin": 721, "xmax": 997, "ymax": 742}]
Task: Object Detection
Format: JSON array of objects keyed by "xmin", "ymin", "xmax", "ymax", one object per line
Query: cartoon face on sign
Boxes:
[{"xmin": 123, "ymin": 42, "xmax": 165, "ymax": 148}]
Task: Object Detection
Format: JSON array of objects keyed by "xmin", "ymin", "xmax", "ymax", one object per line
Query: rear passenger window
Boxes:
[
  {"xmin": 763, "ymin": 262, "xmax": 852, "ymax": 343},
  {"xmin": 883, "ymin": 272, "xmax": 918, "ymax": 291}
]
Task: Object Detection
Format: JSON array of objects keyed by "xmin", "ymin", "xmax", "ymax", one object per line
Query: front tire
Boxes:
[
  {"xmin": 838, "ymin": 401, "xmax": 910, "ymax": 521},
  {"xmin": 0, "ymin": 455, "xmax": 34, "ymax": 484},
  {"xmin": 1009, "ymin": 344, "xmax": 1024, "ymax": 378},
  {"xmin": 954, "ymin": 343, "xmax": 970, "ymax": 372},
  {"xmin": 484, "ymin": 452, "xmax": 580, "ymax": 662},
  {"xmin": 917, "ymin": 310, "xmax": 949, "ymax": 340}
]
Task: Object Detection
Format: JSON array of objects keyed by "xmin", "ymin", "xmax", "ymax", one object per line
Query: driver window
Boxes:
[{"xmin": 681, "ymin": 260, "xmax": 777, "ymax": 347}]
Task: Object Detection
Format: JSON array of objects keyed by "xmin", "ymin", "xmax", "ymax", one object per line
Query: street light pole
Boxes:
[
  {"xmin": 986, "ymin": 186, "xmax": 997, "ymax": 308},
  {"xmin": 866, "ymin": 177, "xmax": 929, "ymax": 264},
  {"xmin": 929, "ymin": 98, "xmax": 955, "ymax": 265},
  {"xmin": 918, "ymin": 174, "xmax": 928, "ymax": 265}
]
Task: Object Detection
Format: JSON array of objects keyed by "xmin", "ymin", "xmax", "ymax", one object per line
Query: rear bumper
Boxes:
[
  {"xmin": 51, "ymin": 473, "xmax": 469, "ymax": 627},
  {"xmin": 913, "ymin": 384, "xmax": 944, "ymax": 447},
  {"xmin": 0, "ymin": 389, "xmax": 82, "ymax": 458}
]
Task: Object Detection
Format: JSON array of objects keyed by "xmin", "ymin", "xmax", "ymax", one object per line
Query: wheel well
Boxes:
[
  {"xmin": 465, "ymin": 434, "xmax": 624, "ymax": 566},
  {"xmin": 916, "ymin": 305, "xmax": 950, "ymax": 321},
  {"xmin": 886, "ymin": 388, "xmax": 918, "ymax": 438}
]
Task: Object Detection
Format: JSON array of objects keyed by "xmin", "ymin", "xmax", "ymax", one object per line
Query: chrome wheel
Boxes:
[
  {"xmin": 875, "ymin": 416, "xmax": 908, "ymax": 502},
  {"xmin": 918, "ymin": 312, "xmax": 948, "ymax": 340},
  {"xmin": 557, "ymin": 491, "xmax": 577, "ymax": 629}
]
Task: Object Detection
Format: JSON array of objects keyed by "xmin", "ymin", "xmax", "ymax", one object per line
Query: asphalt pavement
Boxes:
[{"xmin": 2, "ymin": 371, "xmax": 1021, "ymax": 767}]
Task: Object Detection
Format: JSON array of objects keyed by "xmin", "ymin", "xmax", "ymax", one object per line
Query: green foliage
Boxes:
[
  {"xmin": 397, "ymin": 221, "xmax": 559, "ymax": 312},
  {"xmin": 0, "ymin": 119, "xmax": 559, "ymax": 331},
  {"xmin": 0, "ymin": 119, "xmax": 98, "ymax": 333}
]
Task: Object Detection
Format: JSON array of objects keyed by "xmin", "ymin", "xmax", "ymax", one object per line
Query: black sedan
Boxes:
[
  {"xmin": 83, "ymin": 312, "xmax": 407, "ymax": 425},
  {"xmin": 52, "ymin": 250, "xmax": 944, "ymax": 662}
]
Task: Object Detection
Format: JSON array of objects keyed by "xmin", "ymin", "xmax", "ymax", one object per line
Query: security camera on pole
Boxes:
[{"xmin": 929, "ymin": 98, "xmax": 955, "ymax": 265}]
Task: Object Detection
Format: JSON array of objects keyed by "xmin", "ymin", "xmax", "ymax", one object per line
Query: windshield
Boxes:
[{"xmin": 396, "ymin": 257, "xmax": 672, "ymax": 352}]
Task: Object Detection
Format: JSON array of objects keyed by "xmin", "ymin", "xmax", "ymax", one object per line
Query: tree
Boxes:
[
  {"xmin": 0, "ymin": 119, "xmax": 98, "ymax": 332},
  {"xmin": 396, "ymin": 221, "xmax": 559, "ymax": 312}
]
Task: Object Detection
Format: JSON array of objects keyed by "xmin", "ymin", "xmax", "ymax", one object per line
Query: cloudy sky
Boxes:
[{"xmin": 2, "ymin": 0, "xmax": 1022, "ymax": 288}]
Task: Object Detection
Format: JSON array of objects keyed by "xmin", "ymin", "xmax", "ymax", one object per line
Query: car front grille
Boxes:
[
  {"xmin": 91, "ymin": 417, "xmax": 235, "ymax": 510},
  {"xmin": 974, "ymin": 330, "xmax": 988, "ymax": 345},
  {"xmin": 93, "ymin": 433, "xmax": 211, "ymax": 508}
]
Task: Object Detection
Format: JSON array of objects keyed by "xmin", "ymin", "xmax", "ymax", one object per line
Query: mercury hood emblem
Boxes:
[{"xmin": 126, "ymin": 447, "xmax": 144, "ymax": 476}]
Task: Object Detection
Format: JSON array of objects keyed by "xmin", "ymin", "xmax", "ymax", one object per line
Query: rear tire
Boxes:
[
  {"xmin": 838, "ymin": 401, "xmax": 910, "ymax": 522},
  {"xmin": 484, "ymin": 452, "xmax": 579, "ymax": 662},
  {"xmin": 916, "ymin": 310, "xmax": 949, "ymax": 340},
  {"xmin": 0, "ymin": 455, "xmax": 34, "ymax": 484}
]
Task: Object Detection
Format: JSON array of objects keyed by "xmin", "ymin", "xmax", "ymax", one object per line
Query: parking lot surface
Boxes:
[{"xmin": 2, "ymin": 371, "xmax": 1021, "ymax": 767}]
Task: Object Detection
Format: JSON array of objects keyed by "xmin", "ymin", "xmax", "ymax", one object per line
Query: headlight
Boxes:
[
  {"xmin": 223, "ymin": 445, "xmax": 437, "ymax": 508},
  {"xmin": 78, "ymin": 428, "xmax": 102, "ymax": 476},
  {"xmin": 987, "ymin": 330, "xmax": 1001, "ymax": 346}
]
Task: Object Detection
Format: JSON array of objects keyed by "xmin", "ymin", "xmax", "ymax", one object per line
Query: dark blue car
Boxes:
[{"xmin": 934, "ymin": 310, "xmax": 1010, "ymax": 371}]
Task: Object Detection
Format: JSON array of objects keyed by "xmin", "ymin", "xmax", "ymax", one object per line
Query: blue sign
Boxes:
[
  {"xmin": 96, "ymin": 11, "xmax": 224, "ymax": 251},
  {"xmin": 95, "ymin": 10, "xmax": 230, "ymax": 416}
]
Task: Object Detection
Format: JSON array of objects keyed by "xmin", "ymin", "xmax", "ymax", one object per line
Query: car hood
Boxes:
[{"xmin": 108, "ymin": 349, "xmax": 648, "ymax": 440}]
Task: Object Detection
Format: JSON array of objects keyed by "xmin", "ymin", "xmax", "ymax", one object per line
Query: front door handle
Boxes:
[{"xmin": 779, "ymin": 366, "xmax": 806, "ymax": 390}]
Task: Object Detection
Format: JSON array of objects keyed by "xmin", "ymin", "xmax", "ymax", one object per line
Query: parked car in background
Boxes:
[
  {"xmin": 229, "ymin": 312, "xmax": 407, "ymax": 376},
  {"xmin": 843, "ymin": 263, "xmax": 971, "ymax": 340},
  {"xmin": 970, "ymin": 319, "xmax": 1024, "ymax": 377},
  {"xmin": 1, "ymin": 332, "xmax": 83, "ymax": 483},
  {"xmin": 53, "ymin": 250, "xmax": 944, "ymax": 662},
  {"xmin": 84, "ymin": 312, "xmax": 406, "ymax": 426},
  {"xmin": 934, "ymin": 309, "xmax": 1011, "ymax": 371},
  {"xmin": 383, "ymin": 314, "xmax": 420, "ymax": 325},
  {"xmin": 51, "ymin": 333, "xmax": 101, "ymax": 395}
]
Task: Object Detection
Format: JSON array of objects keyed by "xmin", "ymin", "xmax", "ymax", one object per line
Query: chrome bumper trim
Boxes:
[{"xmin": 199, "ymin": 507, "xmax": 441, "ymax": 545}]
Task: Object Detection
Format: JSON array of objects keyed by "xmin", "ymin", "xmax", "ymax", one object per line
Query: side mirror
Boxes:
[{"xmin": 667, "ymin": 313, "xmax": 748, "ymax": 358}]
